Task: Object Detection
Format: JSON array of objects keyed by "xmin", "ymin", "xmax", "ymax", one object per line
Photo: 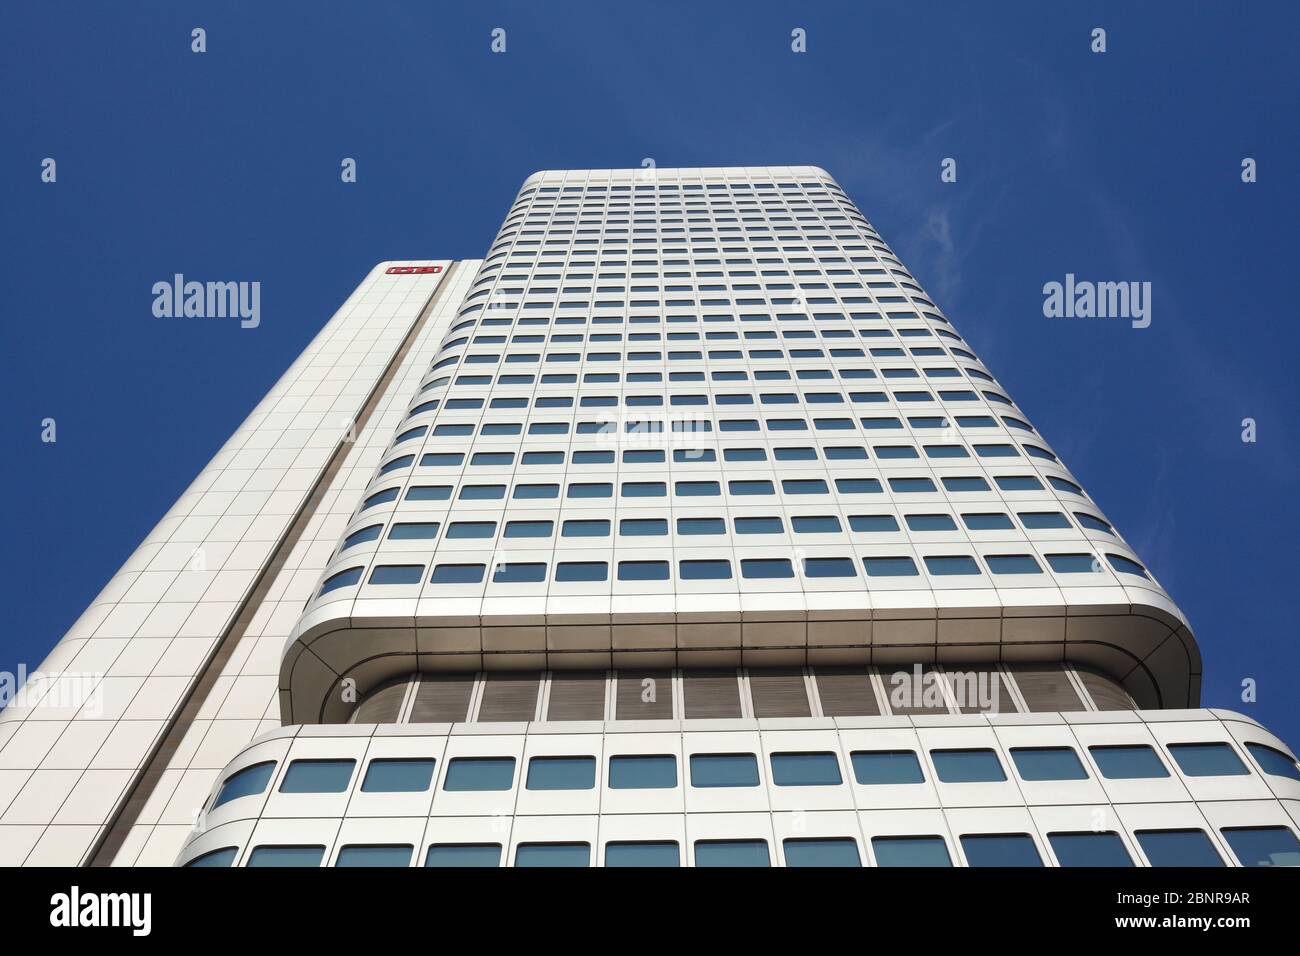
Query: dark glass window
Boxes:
[
  {"xmin": 279, "ymin": 759, "xmax": 355, "ymax": 793},
  {"xmin": 213, "ymin": 761, "xmax": 275, "ymax": 809},
  {"xmin": 851, "ymin": 751, "xmax": 925, "ymax": 785},
  {"xmin": 871, "ymin": 836, "xmax": 951, "ymax": 867},
  {"xmin": 1135, "ymin": 830, "xmax": 1224, "ymax": 867},
  {"xmin": 770, "ymin": 752, "xmax": 842, "ymax": 786},
  {"xmin": 1168, "ymin": 742, "xmax": 1249, "ymax": 777},
  {"xmin": 1010, "ymin": 747, "xmax": 1089, "ymax": 781},
  {"xmin": 443, "ymin": 757, "xmax": 515, "ymax": 791},
  {"xmin": 960, "ymin": 834, "xmax": 1043, "ymax": 867},
  {"xmin": 930, "ymin": 749, "xmax": 1005, "ymax": 783},
  {"xmin": 783, "ymin": 838, "xmax": 861, "ymax": 867},
  {"xmin": 690, "ymin": 753, "xmax": 760, "ymax": 788},
  {"xmin": 694, "ymin": 840, "xmax": 769, "ymax": 867},
  {"xmin": 1048, "ymin": 832, "xmax": 1133, "ymax": 867},
  {"xmin": 525, "ymin": 756, "xmax": 597, "ymax": 791},
  {"xmin": 1088, "ymin": 745, "xmax": 1169, "ymax": 779},
  {"xmin": 608, "ymin": 755, "xmax": 678, "ymax": 789},
  {"xmin": 424, "ymin": 844, "xmax": 501, "ymax": 867}
]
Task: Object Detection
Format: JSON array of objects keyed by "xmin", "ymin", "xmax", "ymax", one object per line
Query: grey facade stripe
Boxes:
[{"xmin": 87, "ymin": 261, "xmax": 463, "ymax": 866}]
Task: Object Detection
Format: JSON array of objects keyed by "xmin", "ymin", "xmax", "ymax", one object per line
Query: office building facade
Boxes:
[{"xmin": 4, "ymin": 167, "xmax": 1298, "ymax": 867}]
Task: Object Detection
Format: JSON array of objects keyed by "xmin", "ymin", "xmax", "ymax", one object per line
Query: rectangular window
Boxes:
[
  {"xmin": 690, "ymin": 753, "xmax": 760, "ymax": 788},
  {"xmin": 783, "ymin": 838, "xmax": 861, "ymax": 867},
  {"xmin": 770, "ymin": 752, "xmax": 842, "ymax": 786},
  {"xmin": 1167, "ymin": 742, "xmax": 1249, "ymax": 777},
  {"xmin": 246, "ymin": 846, "xmax": 325, "ymax": 868},
  {"xmin": 930, "ymin": 748, "xmax": 1006, "ymax": 783},
  {"xmin": 279, "ymin": 759, "xmax": 355, "ymax": 794},
  {"xmin": 361, "ymin": 758, "xmax": 436, "ymax": 793},
  {"xmin": 1048, "ymin": 832, "xmax": 1133, "ymax": 867},
  {"xmin": 525, "ymin": 755, "xmax": 597, "ymax": 791},
  {"xmin": 1088, "ymin": 744, "xmax": 1171, "ymax": 780},
  {"xmin": 851, "ymin": 750, "xmax": 924, "ymax": 785},
  {"xmin": 871, "ymin": 836, "xmax": 951, "ymax": 867},
  {"xmin": 443, "ymin": 757, "xmax": 516, "ymax": 792},
  {"xmin": 514, "ymin": 843, "xmax": 590, "ymax": 867},
  {"xmin": 1010, "ymin": 746, "xmax": 1089, "ymax": 781},
  {"xmin": 608, "ymin": 755, "xmax": 678, "ymax": 789},
  {"xmin": 335, "ymin": 845, "xmax": 412, "ymax": 867},
  {"xmin": 604, "ymin": 842, "xmax": 680, "ymax": 867},
  {"xmin": 959, "ymin": 834, "xmax": 1042, "ymax": 867},
  {"xmin": 694, "ymin": 840, "xmax": 770, "ymax": 867},
  {"xmin": 424, "ymin": 844, "xmax": 501, "ymax": 868},
  {"xmin": 1135, "ymin": 830, "xmax": 1224, "ymax": 867}
]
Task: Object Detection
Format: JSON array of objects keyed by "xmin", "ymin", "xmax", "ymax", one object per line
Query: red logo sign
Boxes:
[{"xmin": 385, "ymin": 265, "xmax": 443, "ymax": 275}]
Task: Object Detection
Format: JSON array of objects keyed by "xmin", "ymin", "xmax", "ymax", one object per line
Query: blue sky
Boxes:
[{"xmin": 2, "ymin": 2, "xmax": 1297, "ymax": 741}]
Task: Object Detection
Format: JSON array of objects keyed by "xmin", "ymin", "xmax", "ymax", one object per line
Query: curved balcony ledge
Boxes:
[{"xmin": 277, "ymin": 587, "xmax": 1201, "ymax": 726}]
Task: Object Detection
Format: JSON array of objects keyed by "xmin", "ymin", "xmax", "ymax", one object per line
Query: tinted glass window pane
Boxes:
[
  {"xmin": 872, "ymin": 836, "xmax": 952, "ymax": 867},
  {"xmin": 791, "ymin": 515, "xmax": 841, "ymax": 533},
  {"xmin": 803, "ymin": 557, "xmax": 857, "ymax": 578},
  {"xmin": 1088, "ymin": 745, "xmax": 1169, "ymax": 779},
  {"xmin": 863, "ymin": 556, "xmax": 918, "ymax": 577},
  {"xmin": 849, "ymin": 514, "xmax": 898, "ymax": 532},
  {"xmin": 1136, "ymin": 830, "xmax": 1224, "ymax": 867},
  {"xmin": 851, "ymin": 750, "xmax": 925, "ymax": 785},
  {"xmin": 960, "ymin": 834, "xmax": 1042, "ymax": 867},
  {"xmin": 1018, "ymin": 512, "xmax": 1071, "ymax": 529},
  {"xmin": 504, "ymin": 520, "xmax": 553, "ymax": 538},
  {"xmin": 431, "ymin": 564, "xmax": 486, "ymax": 584},
  {"xmin": 905, "ymin": 514, "xmax": 957, "ymax": 531},
  {"xmin": 492, "ymin": 562, "xmax": 546, "ymax": 583},
  {"xmin": 361, "ymin": 759, "xmax": 436, "ymax": 793},
  {"xmin": 609, "ymin": 755, "xmax": 678, "ymax": 789},
  {"xmin": 677, "ymin": 517, "xmax": 726, "ymax": 535},
  {"xmin": 1048, "ymin": 832, "xmax": 1133, "ymax": 867},
  {"xmin": 515, "ymin": 843, "xmax": 590, "ymax": 867},
  {"xmin": 1221, "ymin": 827, "xmax": 1300, "ymax": 868},
  {"xmin": 741, "ymin": 558, "xmax": 794, "ymax": 579},
  {"xmin": 526, "ymin": 756, "xmax": 596, "ymax": 791},
  {"xmin": 369, "ymin": 565, "xmax": 424, "ymax": 585},
  {"xmin": 388, "ymin": 522, "xmax": 439, "ymax": 540},
  {"xmin": 424, "ymin": 844, "xmax": 501, "ymax": 867},
  {"xmin": 680, "ymin": 559, "xmax": 732, "ymax": 580},
  {"xmin": 335, "ymin": 845, "xmax": 412, "ymax": 867},
  {"xmin": 618, "ymin": 560, "xmax": 670, "ymax": 581},
  {"xmin": 924, "ymin": 555, "xmax": 980, "ymax": 576},
  {"xmin": 318, "ymin": 567, "xmax": 363, "ymax": 597},
  {"xmin": 962, "ymin": 513, "xmax": 1014, "ymax": 530},
  {"xmin": 694, "ymin": 840, "xmax": 770, "ymax": 867},
  {"xmin": 734, "ymin": 517, "xmax": 783, "ymax": 534},
  {"xmin": 620, "ymin": 518, "xmax": 669, "ymax": 536},
  {"xmin": 770, "ymin": 752, "xmax": 843, "ymax": 786},
  {"xmin": 605, "ymin": 842, "xmax": 680, "ymax": 867},
  {"xmin": 985, "ymin": 554, "xmax": 1042, "ymax": 574},
  {"xmin": 562, "ymin": 520, "xmax": 610, "ymax": 537},
  {"xmin": 279, "ymin": 759, "xmax": 355, "ymax": 793},
  {"xmin": 1011, "ymin": 747, "xmax": 1089, "ymax": 781},
  {"xmin": 931, "ymin": 749, "xmax": 1005, "ymax": 783},
  {"xmin": 784, "ymin": 838, "xmax": 861, "ymax": 867},
  {"xmin": 444, "ymin": 757, "xmax": 515, "ymax": 791},
  {"xmin": 185, "ymin": 847, "xmax": 238, "ymax": 867},
  {"xmin": 555, "ymin": 561, "xmax": 608, "ymax": 582},
  {"xmin": 1168, "ymin": 743, "xmax": 1249, "ymax": 777},
  {"xmin": 213, "ymin": 761, "xmax": 275, "ymax": 809},
  {"xmin": 247, "ymin": 846, "xmax": 325, "ymax": 868},
  {"xmin": 1245, "ymin": 743, "xmax": 1300, "ymax": 781},
  {"xmin": 690, "ymin": 753, "xmax": 760, "ymax": 787}
]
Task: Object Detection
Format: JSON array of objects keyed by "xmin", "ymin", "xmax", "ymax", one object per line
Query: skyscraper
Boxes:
[{"xmin": 4, "ymin": 166, "xmax": 1298, "ymax": 868}]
